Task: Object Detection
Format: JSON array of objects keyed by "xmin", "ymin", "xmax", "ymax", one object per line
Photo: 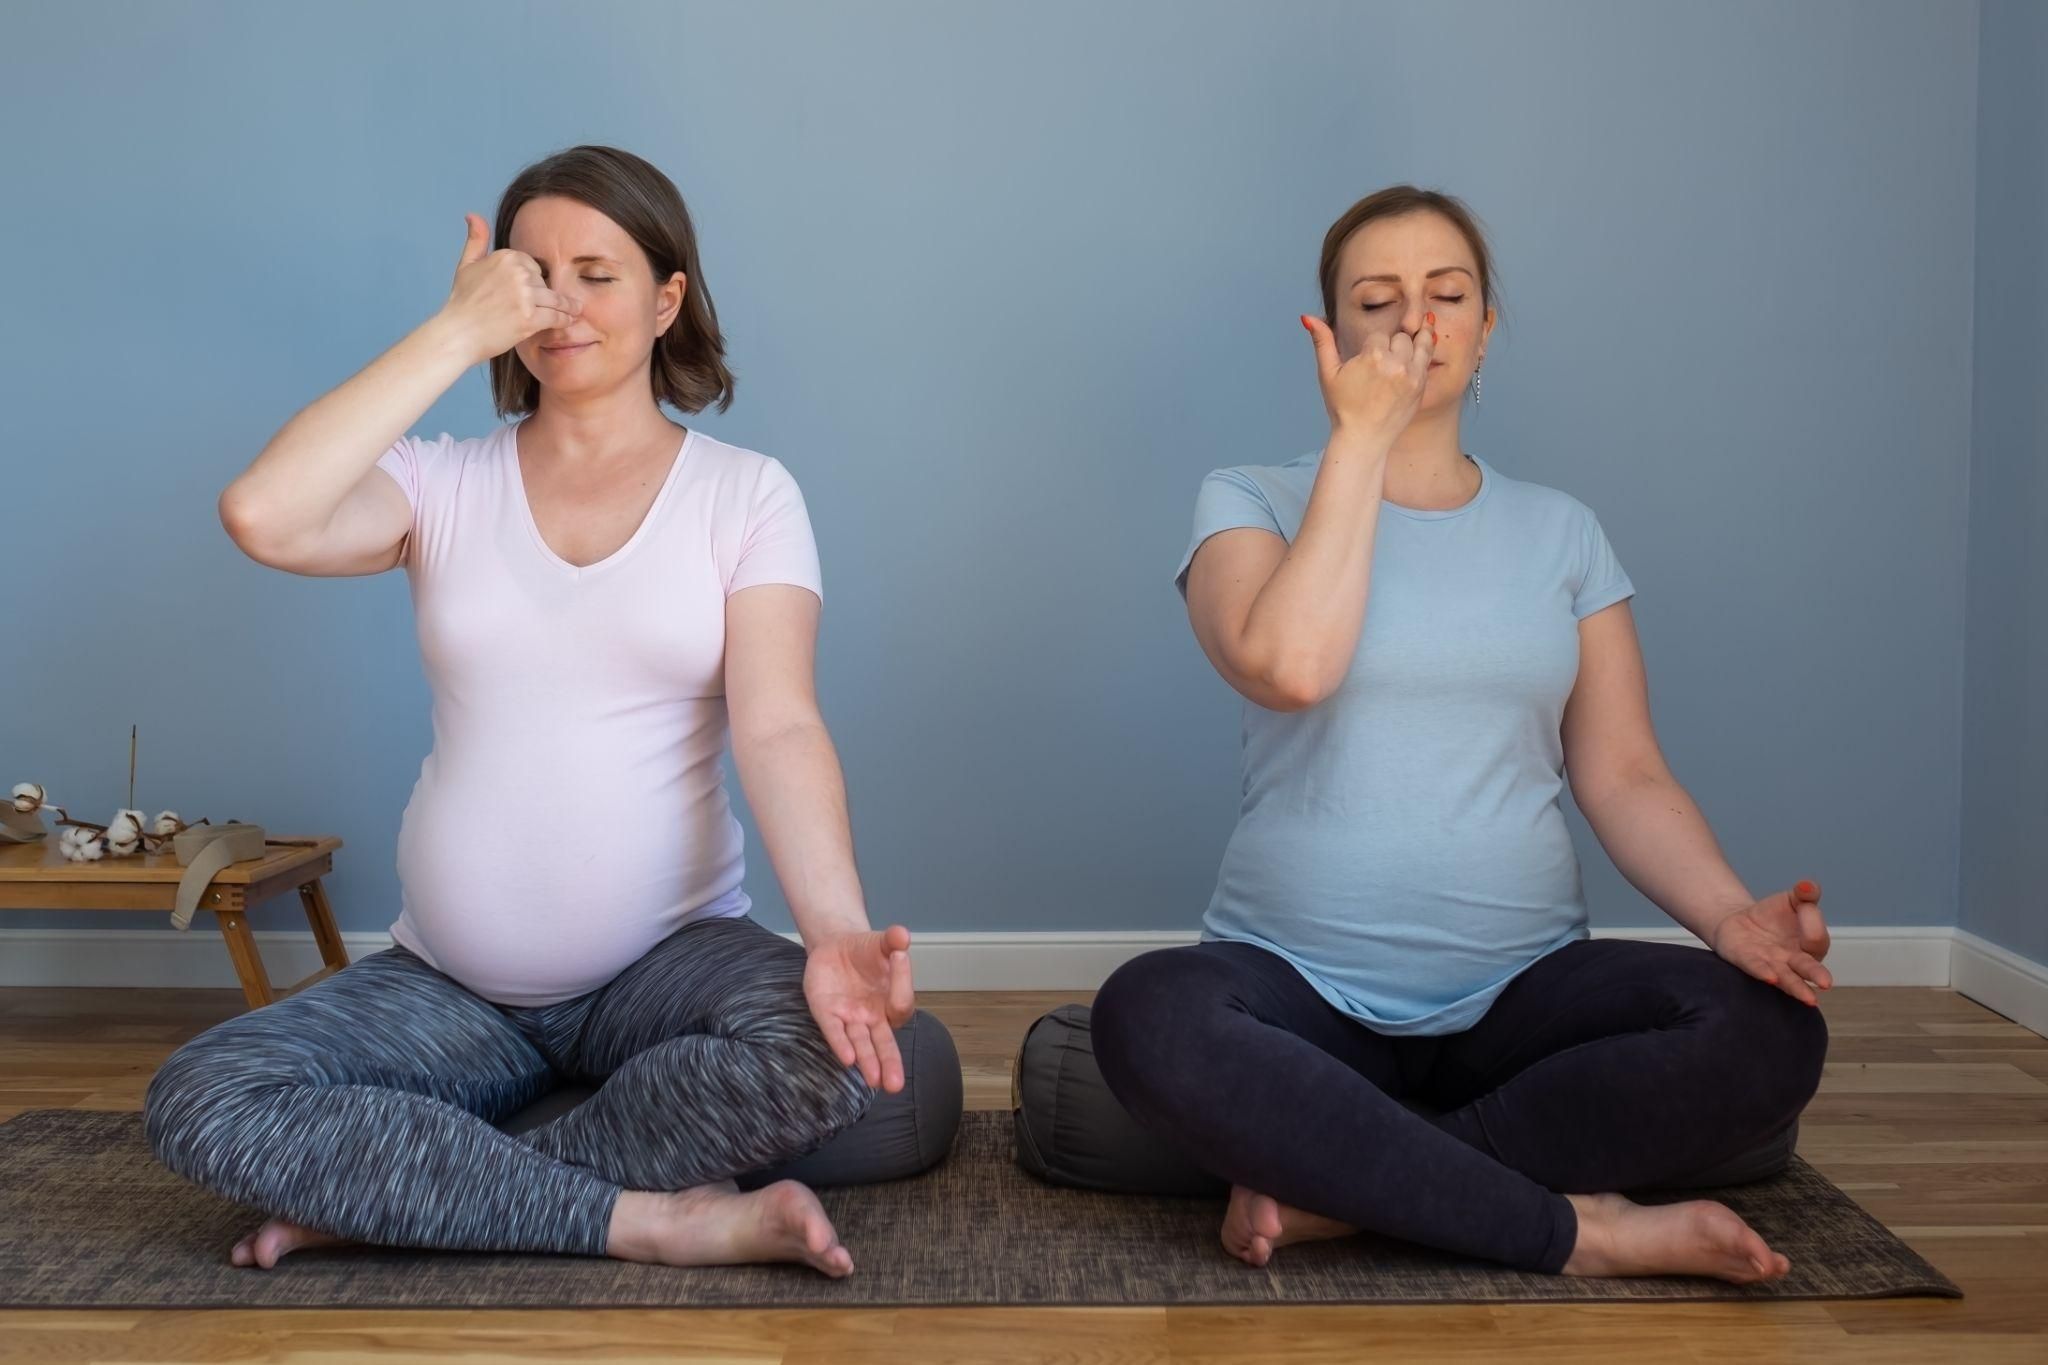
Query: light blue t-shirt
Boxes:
[{"xmin": 1175, "ymin": 454, "xmax": 1635, "ymax": 1036}]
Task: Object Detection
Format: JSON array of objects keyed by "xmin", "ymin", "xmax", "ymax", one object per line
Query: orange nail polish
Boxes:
[
  {"xmin": 1425, "ymin": 311, "xmax": 1436, "ymax": 324},
  {"xmin": 1795, "ymin": 880, "xmax": 1818, "ymax": 900},
  {"xmin": 1300, "ymin": 314, "xmax": 1315, "ymax": 333}
]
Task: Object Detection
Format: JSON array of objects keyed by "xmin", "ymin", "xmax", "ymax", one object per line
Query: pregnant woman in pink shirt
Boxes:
[{"xmin": 145, "ymin": 145, "xmax": 961, "ymax": 1277}]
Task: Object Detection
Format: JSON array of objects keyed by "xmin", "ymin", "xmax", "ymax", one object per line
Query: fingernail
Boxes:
[
  {"xmin": 1300, "ymin": 314, "xmax": 1315, "ymax": 332},
  {"xmin": 1426, "ymin": 312, "xmax": 1436, "ymax": 324},
  {"xmin": 1796, "ymin": 880, "xmax": 1817, "ymax": 899}
]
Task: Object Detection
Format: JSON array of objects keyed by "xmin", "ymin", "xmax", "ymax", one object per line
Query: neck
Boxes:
[
  {"xmin": 1385, "ymin": 403, "xmax": 1469, "ymax": 484},
  {"xmin": 523, "ymin": 382, "xmax": 677, "ymax": 464}
]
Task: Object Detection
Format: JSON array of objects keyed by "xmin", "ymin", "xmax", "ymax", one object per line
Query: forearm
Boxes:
[
  {"xmin": 1235, "ymin": 425, "xmax": 1391, "ymax": 696},
  {"xmin": 1578, "ymin": 772, "xmax": 1755, "ymax": 946},
  {"xmin": 732, "ymin": 719, "xmax": 870, "ymax": 948},
  {"xmin": 222, "ymin": 312, "xmax": 475, "ymax": 539}
]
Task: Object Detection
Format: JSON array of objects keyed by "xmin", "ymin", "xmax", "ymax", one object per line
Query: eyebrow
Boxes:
[
  {"xmin": 1350, "ymin": 267, "xmax": 1474, "ymax": 288},
  {"xmin": 532, "ymin": 254, "xmax": 624, "ymax": 268}
]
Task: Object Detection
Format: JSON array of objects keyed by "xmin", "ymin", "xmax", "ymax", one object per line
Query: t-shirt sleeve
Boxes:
[
  {"xmin": 1571, "ymin": 501, "xmax": 1635, "ymax": 619},
  {"xmin": 1173, "ymin": 467, "xmax": 1286, "ymax": 597},
  {"xmin": 374, "ymin": 437, "xmax": 424, "ymax": 511},
  {"xmin": 728, "ymin": 457, "xmax": 823, "ymax": 601},
  {"xmin": 374, "ymin": 434, "xmax": 458, "ymax": 569}
]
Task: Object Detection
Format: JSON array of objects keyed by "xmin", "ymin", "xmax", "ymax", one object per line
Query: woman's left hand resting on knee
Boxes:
[{"xmin": 1708, "ymin": 881, "xmax": 1832, "ymax": 1006}]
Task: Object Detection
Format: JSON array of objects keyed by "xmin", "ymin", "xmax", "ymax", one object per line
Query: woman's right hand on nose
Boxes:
[
  {"xmin": 1300, "ymin": 312, "xmax": 1435, "ymax": 442},
  {"xmin": 436, "ymin": 214, "xmax": 583, "ymax": 366}
]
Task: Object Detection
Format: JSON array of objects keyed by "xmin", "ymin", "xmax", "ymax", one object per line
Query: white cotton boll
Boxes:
[
  {"xmin": 152, "ymin": 810, "xmax": 182, "ymax": 837},
  {"xmin": 59, "ymin": 827, "xmax": 105, "ymax": 862},
  {"xmin": 106, "ymin": 811, "xmax": 143, "ymax": 855},
  {"xmin": 10, "ymin": 783, "xmax": 45, "ymax": 813}
]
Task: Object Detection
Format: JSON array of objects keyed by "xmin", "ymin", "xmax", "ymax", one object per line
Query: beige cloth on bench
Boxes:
[{"xmin": 168, "ymin": 823, "xmax": 267, "ymax": 931}]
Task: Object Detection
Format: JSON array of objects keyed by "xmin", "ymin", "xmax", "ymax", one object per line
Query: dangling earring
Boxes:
[{"xmin": 1472, "ymin": 360, "xmax": 1484, "ymax": 407}]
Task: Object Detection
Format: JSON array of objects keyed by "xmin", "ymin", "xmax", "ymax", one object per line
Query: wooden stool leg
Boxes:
[
  {"xmin": 299, "ymin": 879, "xmax": 350, "ymax": 971},
  {"xmin": 216, "ymin": 910, "xmax": 275, "ymax": 1009}
]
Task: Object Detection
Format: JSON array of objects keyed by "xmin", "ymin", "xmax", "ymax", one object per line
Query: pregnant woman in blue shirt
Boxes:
[{"xmin": 1091, "ymin": 187, "xmax": 1831, "ymax": 1284}]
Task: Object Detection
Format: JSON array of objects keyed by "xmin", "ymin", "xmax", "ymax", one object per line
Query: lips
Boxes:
[{"xmin": 541, "ymin": 341, "xmax": 596, "ymax": 355}]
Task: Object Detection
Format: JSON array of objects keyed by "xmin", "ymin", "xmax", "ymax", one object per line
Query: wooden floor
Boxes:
[{"xmin": 1, "ymin": 985, "xmax": 2043, "ymax": 1363}]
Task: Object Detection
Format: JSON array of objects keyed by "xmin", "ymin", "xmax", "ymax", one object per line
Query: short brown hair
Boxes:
[
  {"xmin": 1318, "ymin": 186, "xmax": 1499, "ymax": 325},
  {"xmin": 489, "ymin": 145, "xmax": 735, "ymax": 417}
]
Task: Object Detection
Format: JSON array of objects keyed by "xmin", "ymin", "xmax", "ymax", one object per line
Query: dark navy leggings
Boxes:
[{"xmin": 1090, "ymin": 937, "xmax": 1828, "ymax": 1272}]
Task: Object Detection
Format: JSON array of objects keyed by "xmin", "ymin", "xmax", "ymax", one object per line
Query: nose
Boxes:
[{"xmin": 1400, "ymin": 304, "xmax": 1429, "ymax": 339}]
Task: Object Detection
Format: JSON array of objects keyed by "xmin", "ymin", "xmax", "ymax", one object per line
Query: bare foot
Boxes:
[
  {"xmin": 229, "ymin": 1217, "xmax": 352, "ymax": 1269},
  {"xmin": 608, "ymin": 1180, "xmax": 853, "ymax": 1277},
  {"xmin": 1220, "ymin": 1185, "xmax": 1358, "ymax": 1268},
  {"xmin": 1563, "ymin": 1192, "xmax": 1791, "ymax": 1284}
]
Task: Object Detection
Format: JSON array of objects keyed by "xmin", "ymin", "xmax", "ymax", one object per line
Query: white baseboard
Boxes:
[
  {"xmin": 1950, "ymin": 929, "xmax": 2048, "ymax": 1037},
  {"xmin": 0, "ymin": 924, "xmax": 1961, "ymax": 993}
]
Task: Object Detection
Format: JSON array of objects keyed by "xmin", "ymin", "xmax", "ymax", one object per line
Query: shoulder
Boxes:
[
  {"xmin": 1198, "ymin": 451, "xmax": 1319, "ymax": 502},
  {"xmin": 1189, "ymin": 453, "xmax": 1320, "ymax": 531},
  {"xmin": 377, "ymin": 426, "xmax": 510, "ymax": 505},
  {"xmin": 678, "ymin": 430, "xmax": 803, "ymax": 502},
  {"xmin": 1477, "ymin": 458, "xmax": 1610, "ymax": 534}
]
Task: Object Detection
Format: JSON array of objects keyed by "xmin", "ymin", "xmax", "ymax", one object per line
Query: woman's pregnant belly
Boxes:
[
  {"xmin": 390, "ymin": 711, "xmax": 746, "ymax": 1006},
  {"xmin": 1203, "ymin": 802, "xmax": 1588, "ymax": 1022}
]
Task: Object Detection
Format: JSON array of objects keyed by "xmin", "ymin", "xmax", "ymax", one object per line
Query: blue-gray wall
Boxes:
[
  {"xmin": 1961, "ymin": 0, "xmax": 2047, "ymax": 963},
  {"xmin": 0, "ymin": 2, "xmax": 1989, "ymax": 940}
]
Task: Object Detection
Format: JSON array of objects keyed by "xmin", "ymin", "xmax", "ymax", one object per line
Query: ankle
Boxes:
[
  {"xmin": 1561, "ymin": 1194, "xmax": 1610, "ymax": 1275},
  {"xmin": 606, "ymin": 1190, "xmax": 672, "ymax": 1261}
]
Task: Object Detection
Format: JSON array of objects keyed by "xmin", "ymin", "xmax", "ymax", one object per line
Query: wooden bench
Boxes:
[{"xmin": 0, "ymin": 835, "xmax": 347, "ymax": 1008}]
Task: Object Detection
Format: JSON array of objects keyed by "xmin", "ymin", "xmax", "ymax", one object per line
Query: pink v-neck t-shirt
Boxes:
[{"xmin": 374, "ymin": 423, "xmax": 822, "ymax": 1006}]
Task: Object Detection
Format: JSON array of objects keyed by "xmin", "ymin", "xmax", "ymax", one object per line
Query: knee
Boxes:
[
  {"xmin": 1767, "ymin": 990, "xmax": 1830, "ymax": 1105},
  {"xmin": 142, "ymin": 1025, "xmax": 281, "ymax": 1177},
  {"xmin": 1697, "ymin": 965, "xmax": 1830, "ymax": 1118},
  {"xmin": 740, "ymin": 1010, "xmax": 962, "ymax": 1188},
  {"xmin": 1091, "ymin": 948, "xmax": 1219, "ymax": 1105},
  {"xmin": 775, "ymin": 1027, "xmax": 878, "ymax": 1145}
]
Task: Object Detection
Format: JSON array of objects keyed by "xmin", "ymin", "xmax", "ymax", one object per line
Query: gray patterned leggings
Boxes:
[{"xmin": 143, "ymin": 915, "xmax": 875, "ymax": 1256}]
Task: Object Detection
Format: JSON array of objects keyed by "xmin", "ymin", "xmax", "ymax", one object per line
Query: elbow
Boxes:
[
  {"xmin": 1259, "ymin": 670, "xmax": 1329, "ymax": 713},
  {"xmin": 217, "ymin": 483, "xmax": 258, "ymax": 545},
  {"xmin": 217, "ymin": 483, "xmax": 295, "ymax": 568},
  {"xmin": 1244, "ymin": 649, "xmax": 1341, "ymax": 713}
]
